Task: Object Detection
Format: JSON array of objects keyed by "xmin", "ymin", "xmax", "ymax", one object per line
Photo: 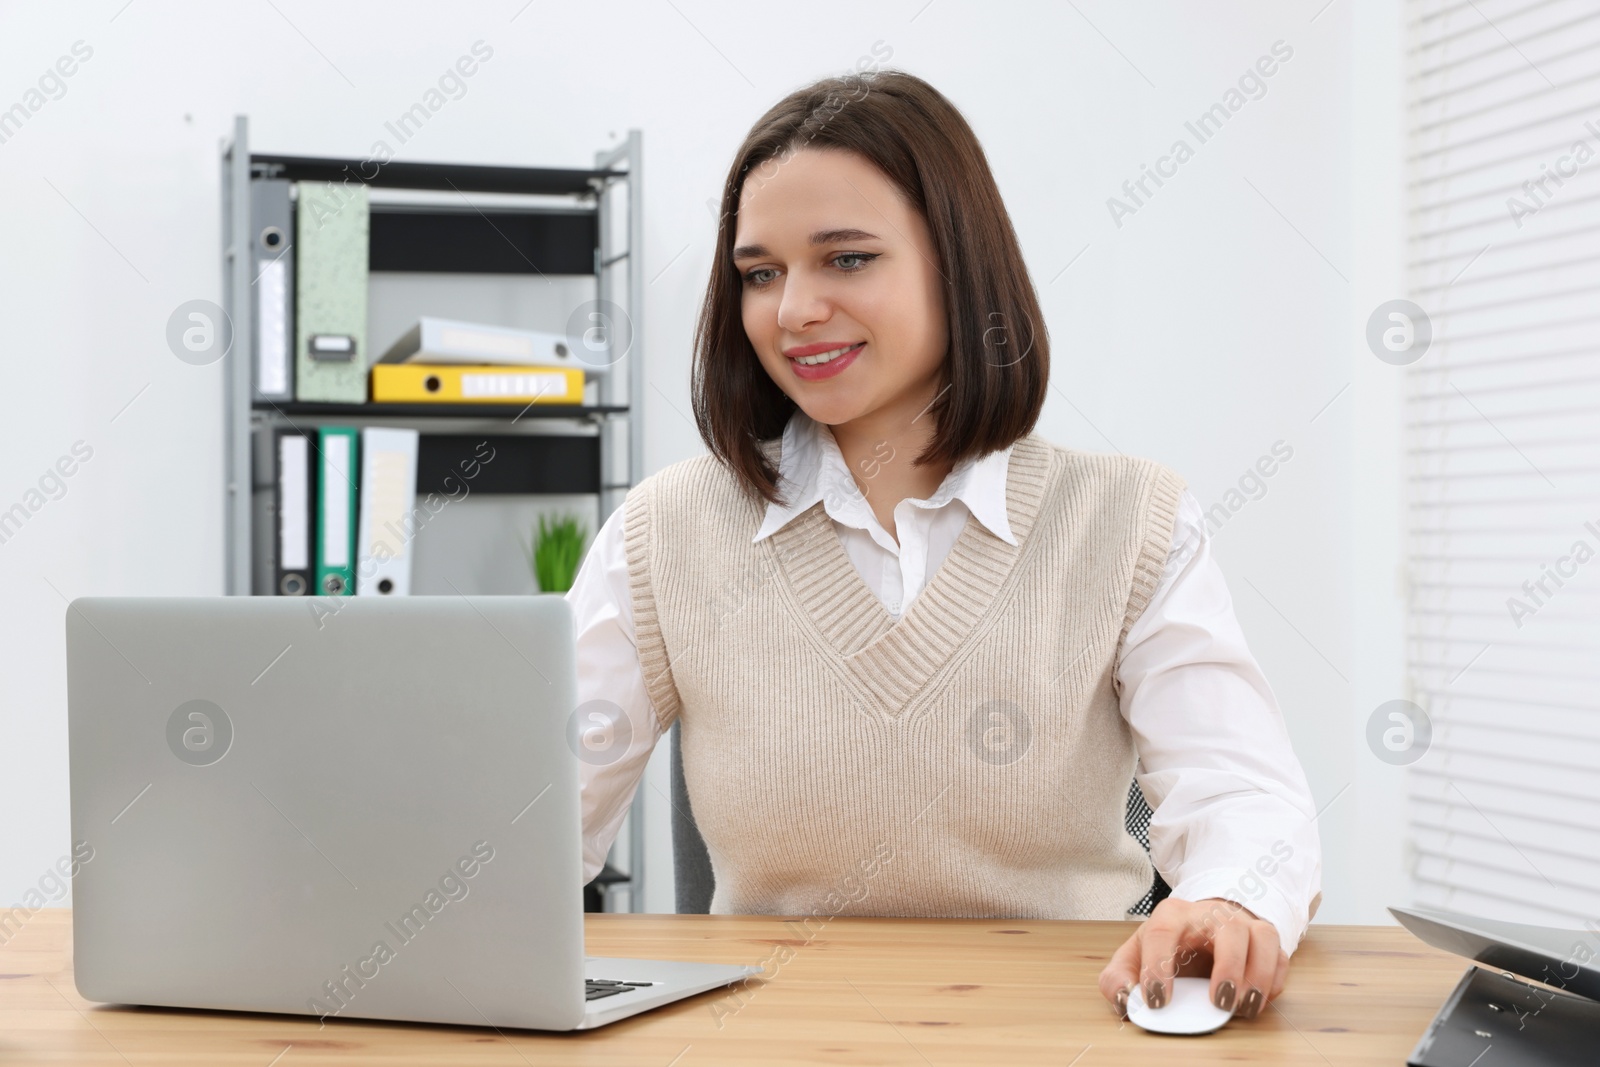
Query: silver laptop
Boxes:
[{"xmin": 65, "ymin": 594, "xmax": 761, "ymax": 1031}]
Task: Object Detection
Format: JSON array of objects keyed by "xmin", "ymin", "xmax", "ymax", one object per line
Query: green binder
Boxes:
[
  {"xmin": 315, "ymin": 426, "xmax": 359, "ymax": 596},
  {"xmin": 295, "ymin": 181, "xmax": 369, "ymax": 402}
]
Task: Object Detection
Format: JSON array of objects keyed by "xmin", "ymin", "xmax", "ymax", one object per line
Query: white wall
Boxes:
[{"xmin": 0, "ymin": 0, "xmax": 1406, "ymax": 927}]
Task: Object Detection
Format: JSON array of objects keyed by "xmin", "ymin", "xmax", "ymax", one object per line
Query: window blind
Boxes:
[{"xmin": 1405, "ymin": 0, "xmax": 1600, "ymax": 929}]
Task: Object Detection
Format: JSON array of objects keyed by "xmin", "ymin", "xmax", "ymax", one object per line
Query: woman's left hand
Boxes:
[{"xmin": 1097, "ymin": 896, "xmax": 1289, "ymax": 1021}]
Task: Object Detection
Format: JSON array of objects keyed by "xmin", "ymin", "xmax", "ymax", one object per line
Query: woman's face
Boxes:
[{"xmin": 733, "ymin": 146, "xmax": 948, "ymax": 433}]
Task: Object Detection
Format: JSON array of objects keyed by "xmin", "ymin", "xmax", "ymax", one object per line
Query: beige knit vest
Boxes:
[{"xmin": 624, "ymin": 432, "xmax": 1185, "ymax": 922}]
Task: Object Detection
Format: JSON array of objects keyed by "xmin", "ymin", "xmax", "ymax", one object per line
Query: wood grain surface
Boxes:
[{"xmin": 0, "ymin": 909, "xmax": 1472, "ymax": 1065}]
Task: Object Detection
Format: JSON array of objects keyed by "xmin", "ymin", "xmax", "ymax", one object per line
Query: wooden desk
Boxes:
[{"xmin": 1, "ymin": 909, "xmax": 1470, "ymax": 1065}]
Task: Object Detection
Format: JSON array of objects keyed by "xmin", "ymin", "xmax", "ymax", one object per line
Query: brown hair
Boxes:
[{"xmin": 690, "ymin": 68, "xmax": 1050, "ymax": 508}]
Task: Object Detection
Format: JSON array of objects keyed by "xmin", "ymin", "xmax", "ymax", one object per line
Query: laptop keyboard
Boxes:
[{"xmin": 586, "ymin": 979, "xmax": 656, "ymax": 1001}]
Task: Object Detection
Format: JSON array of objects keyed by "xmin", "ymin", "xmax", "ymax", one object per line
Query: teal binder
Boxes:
[
  {"xmin": 295, "ymin": 181, "xmax": 369, "ymax": 402},
  {"xmin": 315, "ymin": 426, "xmax": 359, "ymax": 596}
]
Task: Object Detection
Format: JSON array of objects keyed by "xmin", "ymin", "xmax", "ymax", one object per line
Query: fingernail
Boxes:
[
  {"xmin": 1113, "ymin": 985, "xmax": 1130, "ymax": 1018},
  {"xmin": 1213, "ymin": 978, "xmax": 1236, "ymax": 1012},
  {"xmin": 1144, "ymin": 978, "xmax": 1166, "ymax": 1010},
  {"xmin": 1240, "ymin": 987, "xmax": 1263, "ymax": 1019}
]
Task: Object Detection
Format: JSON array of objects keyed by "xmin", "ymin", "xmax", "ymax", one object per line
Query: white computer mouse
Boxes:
[{"xmin": 1124, "ymin": 977, "xmax": 1236, "ymax": 1035}]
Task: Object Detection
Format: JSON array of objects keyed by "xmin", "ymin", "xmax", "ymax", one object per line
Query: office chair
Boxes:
[
  {"xmin": 582, "ymin": 861, "xmax": 631, "ymax": 913},
  {"xmin": 667, "ymin": 719, "xmax": 1174, "ymax": 916}
]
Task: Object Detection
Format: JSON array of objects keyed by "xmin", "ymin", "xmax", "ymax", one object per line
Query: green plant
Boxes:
[{"xmin": 530, "ymin": 513, "xmax": 589, "ymax": 593}]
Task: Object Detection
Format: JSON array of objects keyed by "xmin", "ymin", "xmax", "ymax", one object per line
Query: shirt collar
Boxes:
[{"xmin": 751, "ymin": 408, "xmax": 1017, "ymax": 547}]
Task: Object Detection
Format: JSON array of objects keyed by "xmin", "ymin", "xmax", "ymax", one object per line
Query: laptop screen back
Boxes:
[{"xmin": 66, "ymin": 595, "xmax": 587, "ymax": 1030}]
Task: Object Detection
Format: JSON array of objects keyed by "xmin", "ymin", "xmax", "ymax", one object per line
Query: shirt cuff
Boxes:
[{"xmin": 1167, "ymin": 867, "xmax": 1310, "ymax": 958}]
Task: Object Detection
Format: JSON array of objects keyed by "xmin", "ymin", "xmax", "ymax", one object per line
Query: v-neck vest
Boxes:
[{"xmin": 624, "ymin": 433, "xmax": 1185, "ymax": 921}]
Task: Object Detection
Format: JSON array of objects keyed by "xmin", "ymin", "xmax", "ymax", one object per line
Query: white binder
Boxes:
[
  {"xmin": 355, "ymin": 428, "xmax": 420, "ymax": 596},
  {"xmin": 376, "ymin": 316, "xmax": 614, "ymax": 377}
]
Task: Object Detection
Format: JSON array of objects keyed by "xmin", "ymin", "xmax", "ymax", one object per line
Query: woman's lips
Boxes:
[
  {"xmin": 784, "ymin": 340, "xmax": 865, "ymax": 358},
  {"xmin": 788, "ymin": 341, "xmax": 864, "ymax": 381}
]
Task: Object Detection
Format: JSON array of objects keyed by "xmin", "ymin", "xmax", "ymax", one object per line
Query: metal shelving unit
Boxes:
[{"xmin": 219, "ymin": 115, "xmax": 649, "ymax": 913}]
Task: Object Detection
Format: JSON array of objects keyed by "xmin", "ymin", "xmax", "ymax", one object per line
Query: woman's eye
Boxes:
[{"xmin": 741, "ymin": 252, "xmax": 878, "ymax": 288}]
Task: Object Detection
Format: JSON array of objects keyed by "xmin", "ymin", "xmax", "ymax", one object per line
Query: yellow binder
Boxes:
[{"xmin": 370, "ymin": 364, "xmax": 584, "ymax": 404}]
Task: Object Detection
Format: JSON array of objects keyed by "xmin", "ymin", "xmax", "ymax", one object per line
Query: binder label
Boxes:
[
  {"xmin": 322, "ymin": 434, "xmax": 353, "ymax": 568},
  {"xmin": 460, "ymin": 371, "xmax": 566, "ymax": 399},
  {"xmin": 256, "ymin": 258, "xmax": 289, "ymax": 394},
  {"xmin": 279, "ymin": 434, "xmax": 310, "ymax": 570},
  {"xmin": 364, "ymin": 450, "xmax": 411, "ymax": 562}
]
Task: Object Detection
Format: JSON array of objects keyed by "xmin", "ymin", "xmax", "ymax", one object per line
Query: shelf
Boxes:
[
  {"xmin": 250, "ymin": 153, "xmax": 620, "ymax": 196},
  {"xmin": 224, "ymin": 118, "xmax": 650, "ymax": 914},
  {"xmin": 251, "ymin": 401, "xmax": 628, "ymax": 420}
]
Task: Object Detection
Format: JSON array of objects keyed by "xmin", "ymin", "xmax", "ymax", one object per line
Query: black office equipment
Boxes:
[{"xmin": 1390, "ymin": 904, "xmax": 1600, "ymax": 1067}]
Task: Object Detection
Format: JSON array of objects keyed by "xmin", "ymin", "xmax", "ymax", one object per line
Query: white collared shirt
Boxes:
[
  {"xmin": 751, "ymin": 408, "xmax": 1018, "ymax": 618},
  {"xmin": 569, "ymin": 409, "xmax": 1323, "ymax": 953}
]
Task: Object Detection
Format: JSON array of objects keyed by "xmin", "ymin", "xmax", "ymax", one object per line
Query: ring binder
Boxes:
[
  {"xmin": 315, "ymin": 427, "xmax": 358, "ymax": 596},
  {"xmin": 249, "ymin": 179, "xmax": 294, "ymax": 402}
]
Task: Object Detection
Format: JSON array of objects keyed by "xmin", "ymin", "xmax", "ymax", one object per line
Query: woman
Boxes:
[{"xmin": 567, "ymin": 68, "xmax": 1321, "ymax": 1022}]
